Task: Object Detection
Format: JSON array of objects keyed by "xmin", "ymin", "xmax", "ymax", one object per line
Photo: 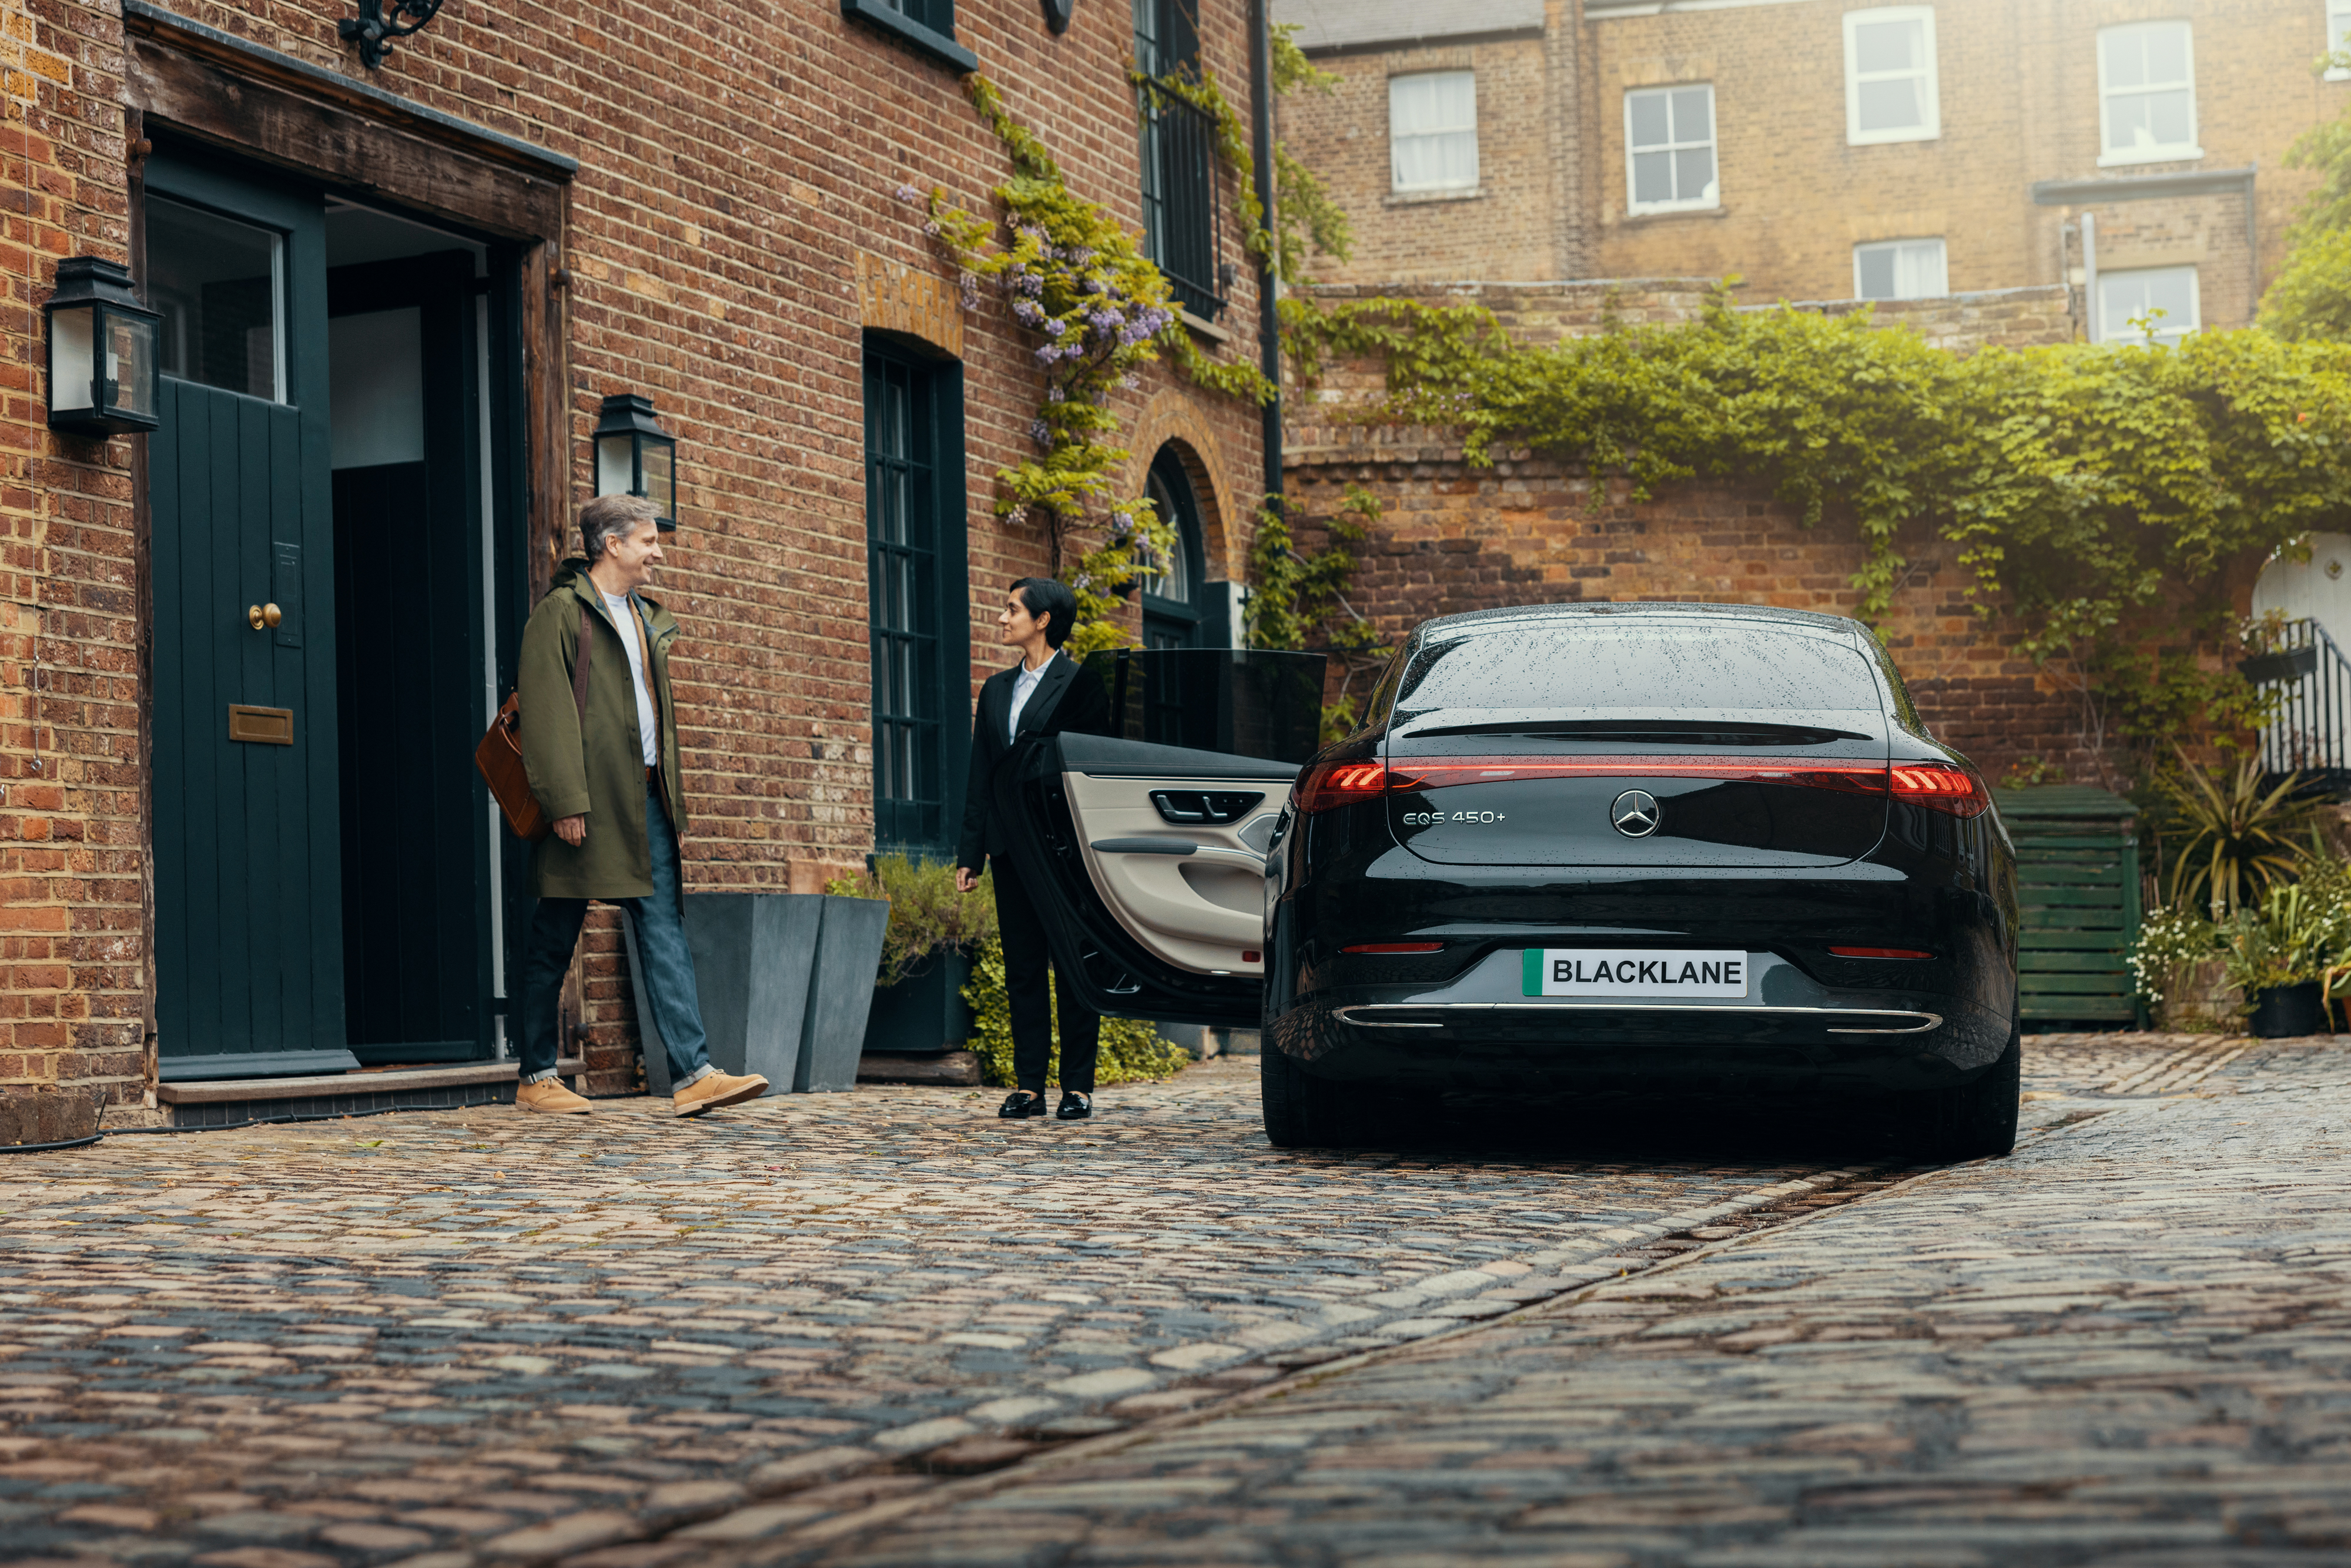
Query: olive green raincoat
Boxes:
[{"xmin": 517, "ymin": 558, "xmax": 686, "ymax": 900}]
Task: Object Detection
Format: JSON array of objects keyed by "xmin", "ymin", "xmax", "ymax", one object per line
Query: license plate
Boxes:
[{"xmin": 1522, "ymin": 949, "xmax": 1749, "ymax": 998}]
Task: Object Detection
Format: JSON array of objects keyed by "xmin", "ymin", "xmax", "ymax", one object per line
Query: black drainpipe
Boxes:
[{"xmin": 1250, "ymin": 0, "xmax": 1281, "ymax": 510}]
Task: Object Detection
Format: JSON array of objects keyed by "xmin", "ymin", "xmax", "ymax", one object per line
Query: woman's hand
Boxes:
[
  {"xmin": 955, "ymin": 866, "xmax": 979, "ymax": 894},
  {"xmin": 554, "ymin": 815, "xmax": 587, "ymax": 847}
]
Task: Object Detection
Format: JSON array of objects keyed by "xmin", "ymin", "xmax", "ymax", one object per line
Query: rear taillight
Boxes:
[
  {"xmin": 1380, "ymin": 756, "xmax": 1887, "ymax": 793},
  {"xmin": 1830, "ymin": 946, "xmax": 1934, "ymax": 959},
  {"xmin": 1295, "ymin": 760, "xmax": 1398, "ymax": 813},
  {"xmin": 1888, "ymin": 763, "xmax": 1990, "ymax": 818},
  {"xmin": 1342, "ymin": 942, "xmax": 1444, "ymax": 954}
]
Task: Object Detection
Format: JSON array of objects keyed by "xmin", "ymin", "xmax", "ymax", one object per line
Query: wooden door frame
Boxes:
[{"xmin": 123, "ymin": 1, "xmax": 575, "ymax": 1085}]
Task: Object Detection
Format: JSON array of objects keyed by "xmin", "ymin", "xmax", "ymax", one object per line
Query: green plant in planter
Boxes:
[
  {"xmin": 962, "ymin": 938, "xmax": 1191, "ymax": 1088},
  {"xmin": 826, "ymin": 855, "xmax": 999, "ymax": 987},
  {"xmin": 2159, "ymin": 750, "xmax": 2327, "ymax": 920},
  {"xmin": 2219, "ymin": 879, "xmax": 2351, "ymax": 999}
]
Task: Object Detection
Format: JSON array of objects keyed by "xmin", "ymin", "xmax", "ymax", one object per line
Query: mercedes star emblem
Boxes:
[{"xmin": 1610, "ymin": 789, "xmax": 1661, "ymax": 838}]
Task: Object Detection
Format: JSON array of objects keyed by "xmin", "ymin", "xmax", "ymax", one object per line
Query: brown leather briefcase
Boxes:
[{"xmin": 475, "ymin": 606, "xmax": 593, "ymax": 842}]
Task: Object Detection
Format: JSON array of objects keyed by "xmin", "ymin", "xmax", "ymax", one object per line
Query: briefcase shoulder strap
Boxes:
[{"xmin": 572, "ymin": 604, "xmax": 595, "ymax": 721}]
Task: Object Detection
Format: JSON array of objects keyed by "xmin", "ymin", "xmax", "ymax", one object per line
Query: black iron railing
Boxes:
[
  {"xmin": 2246, "ymin": 617, "xmax": 2351, "ymax": 796},
  {"xmin": 1140, "ymin": 93, "xmax": 1228, "ymax": 321}
]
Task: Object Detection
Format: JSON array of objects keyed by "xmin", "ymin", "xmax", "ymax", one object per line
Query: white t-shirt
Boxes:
[
  {"xmin": 1007, "ymin": 656, "xmax": 1052, "ymax": 743},
  {"xmin": 601, "ymin": 589, "xmax": 659, "ymax": 768}
]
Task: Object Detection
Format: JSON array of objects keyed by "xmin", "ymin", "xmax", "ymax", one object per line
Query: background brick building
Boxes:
[
  {"xmin": 2, "ymin": 0, "xmax": 1275, "ymax": 1134},
  {"xmin": 1278, "ymin": 0, "xmax": 2346, "ymax": 330}
]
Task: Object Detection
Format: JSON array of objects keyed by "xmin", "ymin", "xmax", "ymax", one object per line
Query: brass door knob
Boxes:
[{"xmin": 248, "ymin": 603, "xmax": 282, "ymax": 630}]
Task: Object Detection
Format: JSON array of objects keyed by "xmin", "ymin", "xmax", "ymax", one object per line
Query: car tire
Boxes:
[
  {"xmin": 1261, "ymin": 1046, "xmax": 1390, "ymax": 1148},
  {"xmin": 1906, "ymin": 1023, "xmax": 2021, "ymax": 1161}
]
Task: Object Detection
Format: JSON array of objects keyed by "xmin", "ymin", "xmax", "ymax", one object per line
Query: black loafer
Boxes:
[
  {"xmin": 998, "ymin": 1091, "xmax": 1046, "ymax": 1120},
  {"xmin": 1056, "ymin": 1091, "xmax": 1092, "ymax": 1121}
]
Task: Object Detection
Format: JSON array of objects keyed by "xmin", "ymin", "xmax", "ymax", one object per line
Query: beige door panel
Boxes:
[{"xmin": 1062, "ymin": 771, "xmax": 1290, "ymax": 976}]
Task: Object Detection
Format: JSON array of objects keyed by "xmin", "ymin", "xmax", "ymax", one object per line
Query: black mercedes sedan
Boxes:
[
  {"xmin": 983, "ymin": 607, "xmax": 2019, "ymax": 1160},
  {"xmin": 1260, "ymin": 603, "xmax": 2020, "ymax": 1157}
]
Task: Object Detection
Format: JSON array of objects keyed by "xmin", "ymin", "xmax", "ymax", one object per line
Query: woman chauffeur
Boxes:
[{"xmin": 953, "ymin": 578, "xmax": 1111, "ymax": 1121}]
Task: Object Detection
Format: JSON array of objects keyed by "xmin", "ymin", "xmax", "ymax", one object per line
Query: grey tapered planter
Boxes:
[
  {"xmin": 797, "ymin": 894, "xmax": 890, "ymax": 1093},
  {"xmin": 625, "ymin": 893, "xmax": 824, "ymax": 1097}
]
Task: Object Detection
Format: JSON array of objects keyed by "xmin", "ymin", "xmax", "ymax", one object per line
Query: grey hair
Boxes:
[{"xmin": 580, "ymin": 494, "xmax": 662, "ymax": 561}]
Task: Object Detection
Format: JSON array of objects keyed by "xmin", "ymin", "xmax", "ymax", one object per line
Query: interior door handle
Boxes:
[
  {"xmin": 248, "ymin": 602, "xmax": 282, "ymax": 630},
  {"xmin": 1089, "ymin": 838, "xmax": 1265, "ymax": 870},
  {"xmin": 1090, "ymin": 837, "xmax": 1194, "ymax": 855}
]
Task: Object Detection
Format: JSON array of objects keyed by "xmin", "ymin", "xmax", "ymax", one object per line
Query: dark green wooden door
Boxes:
[{"xmin": 146, "ymin": 153, "xmax": 347, "ymax": 1070}]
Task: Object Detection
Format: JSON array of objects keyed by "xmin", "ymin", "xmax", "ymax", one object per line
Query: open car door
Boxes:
[{"xmin": 989, "ymin": 649, "xmax": 1324, "ymax": 1027}]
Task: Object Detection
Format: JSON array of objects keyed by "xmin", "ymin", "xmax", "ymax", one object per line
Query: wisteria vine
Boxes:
[{"xmin": 903, "ymin": 73, "xmax": 1273, "ymax": 654}]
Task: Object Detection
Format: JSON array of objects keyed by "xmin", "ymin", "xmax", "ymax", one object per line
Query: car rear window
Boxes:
[{"xmin": 1393, "ymin": 622, "xmax": 1884, "ymax": 716}]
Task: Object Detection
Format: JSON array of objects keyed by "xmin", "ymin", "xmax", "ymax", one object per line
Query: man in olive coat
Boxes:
[{"xmin": 513, "ymin": 494, "xmax": 768, "ymax": 1117}]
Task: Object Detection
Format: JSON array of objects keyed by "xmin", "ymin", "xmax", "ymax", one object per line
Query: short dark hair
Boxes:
[
  {"xmin": 580, "ymin": 494, "xmax": 661, "ymax": 562},
  {"xmin": 1012, "ymin": 577, "xmax": 1079, "ymax": 649}
]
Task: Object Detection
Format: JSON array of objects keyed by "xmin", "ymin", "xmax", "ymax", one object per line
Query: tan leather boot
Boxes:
[
  {"xmin": 515, "ymin": 1078, "xmax": 592, "ymax": 1114},
  {"xmin": 672, "ymin": 1070, "xmax": 769, "ymax": 1117}
]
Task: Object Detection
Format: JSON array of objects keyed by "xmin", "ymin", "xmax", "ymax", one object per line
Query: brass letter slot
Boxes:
[{"xmin": 227, "ymin": 705, "xmax": 294, "ymax": 745}]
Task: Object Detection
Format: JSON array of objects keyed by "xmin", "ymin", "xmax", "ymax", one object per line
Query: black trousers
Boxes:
[{"xmin": 991, "ymin": 856, "xmax": 1099, "ymax": 1095}]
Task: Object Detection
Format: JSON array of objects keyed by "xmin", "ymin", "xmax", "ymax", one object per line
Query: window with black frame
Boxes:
[
  {"xmin": 865, "ymin": 340, "xmax": 964, "ymax": 855},
  {"xmin": 1134, "ymin": 0, "xmax": 1227, "ymax": 321}
]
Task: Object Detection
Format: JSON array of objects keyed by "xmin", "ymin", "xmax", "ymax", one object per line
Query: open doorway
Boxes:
[{"xmin": 324, "ymin": 202, "xmax": 514, "ymax": 1063}]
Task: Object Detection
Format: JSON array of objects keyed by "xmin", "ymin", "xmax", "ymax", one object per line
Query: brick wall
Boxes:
[
  {"xmin": 2, "ymin": 0, "xmax": 143, "ymax": 1130},
  {"xmin": 6, "ymin": 0, "xmax": 1271, "ymax": 1111},
  {"xmin": 1282, "ymin": 277, "xmax": 2173, "ymax": 786}
]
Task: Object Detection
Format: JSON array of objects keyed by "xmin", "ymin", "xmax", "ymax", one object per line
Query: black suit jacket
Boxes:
[{"xmin": 956, "ymin": 652, "xmax": 1111, "ymax": 872}]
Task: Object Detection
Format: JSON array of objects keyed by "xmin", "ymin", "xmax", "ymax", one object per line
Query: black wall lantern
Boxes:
[
  {"xmin": 594, "ymin": 393, "xmax": 678, "ymax": 531},
  {"xmin": 340, "ymin": 0, "xmax": 446, "ymax": 68},
  {"xmin": 44, "ymin": 257, "xmax": 160, "ymax": 438}
]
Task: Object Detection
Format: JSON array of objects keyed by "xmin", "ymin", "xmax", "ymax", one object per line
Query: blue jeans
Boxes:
[{"xmin": 520, "ymin": 785, "xmax": 712, "ymax": 1088}]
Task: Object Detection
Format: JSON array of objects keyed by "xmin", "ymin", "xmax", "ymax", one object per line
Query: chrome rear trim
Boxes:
[{"xmin": 1335, "ymin": 1003, "xmax": 1943, "ymax": 1035}]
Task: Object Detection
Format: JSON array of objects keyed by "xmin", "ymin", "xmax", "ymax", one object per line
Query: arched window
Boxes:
[{"xmin": 1140, "ymin": 448, "xmax": 1205, "ymax": 651}]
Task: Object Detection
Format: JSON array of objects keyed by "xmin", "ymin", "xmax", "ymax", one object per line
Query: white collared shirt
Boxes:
[
  {"xmin": 600, "ymin": 588, "xmax": 658, "ymax": 767},
  {"xmin": 1007, "ymin": 655, "xmax": 1053, "ymax": 743}
]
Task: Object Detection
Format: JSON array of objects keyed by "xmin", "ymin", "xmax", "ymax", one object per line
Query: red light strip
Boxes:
[
  {"xmin": 1386, "ymin": 755, "xmax": 1891, "ymax": 793},
  {"xmin": 1342, "ymin": 942, "xmax": 1445, "ymax": 954}
]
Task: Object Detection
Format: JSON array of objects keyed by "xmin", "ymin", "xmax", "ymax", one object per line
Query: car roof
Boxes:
[{"xmin": 1413, "ymin": 601, "xmax": 1867, "ymax": 639}]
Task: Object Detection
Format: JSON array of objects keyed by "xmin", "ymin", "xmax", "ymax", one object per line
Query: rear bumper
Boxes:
[{"xmin": 1271, "ymin": 950, "xmax": 2012, "ymax": 1093}]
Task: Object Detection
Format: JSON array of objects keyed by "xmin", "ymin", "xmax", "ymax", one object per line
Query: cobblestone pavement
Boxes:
[
  {"xmin": 0, "ymin": 1034, "xmax": 2303, "ymax": 1568},
  {"xmin": 795, "ymin": 1036, "xmax": 2351, "ymax": 1568}
]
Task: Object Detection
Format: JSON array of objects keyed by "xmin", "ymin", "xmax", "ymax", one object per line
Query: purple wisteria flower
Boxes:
[
  {"xmin": 1029, "ymin": 418, "xmax": 1052, "ymax": 447},
  {"xmin": 894, "ymin": 183, "xmax": 921, "ymax": 205}
]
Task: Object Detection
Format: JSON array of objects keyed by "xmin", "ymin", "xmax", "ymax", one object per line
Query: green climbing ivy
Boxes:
[
  {"xmin": 1131, "ymin": 23, "xmax": 1352, "ymax": 288},
  {"xmin": 1279, "ymin": 283, "xmax": 2351, "ymax": 756},
  {"xmin": 1246, "ymin": 486, "xmax": 1392, "ymax": 741}
]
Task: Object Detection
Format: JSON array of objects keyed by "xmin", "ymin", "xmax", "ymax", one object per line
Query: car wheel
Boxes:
[
  {"xmin": 1260, "ymin": 1046, "xmax": 1391, "ymax": 1148},
  {"xmin": 1905, "ymin": 1023, "xmax": 2021, "ymax": 1161}
]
